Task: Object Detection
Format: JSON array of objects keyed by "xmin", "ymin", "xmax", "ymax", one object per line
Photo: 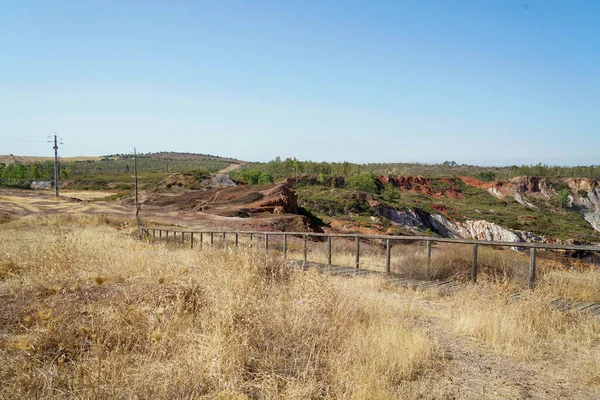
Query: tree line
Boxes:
[{"xmin": 231, "ymin": 158, "xmax": 600, "ymax": 184}]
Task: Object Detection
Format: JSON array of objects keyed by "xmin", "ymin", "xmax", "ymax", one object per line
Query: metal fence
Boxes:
[{"xmin": 140, "ymin": 227, "xmax": 600, "ymax": 290}]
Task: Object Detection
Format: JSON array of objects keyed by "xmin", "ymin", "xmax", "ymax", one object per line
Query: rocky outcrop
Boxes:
[
  {"xmin": 377, "ymin": 176, "xmax": 464, "ymax": 199},
  {"xmin": 148, "ymin": 182, "xmax": 321, "ymax": 232},
  {"xmin": 461, "ymin": 176, "xmax": 600, "ymax": 234},
  {"xmin": 567, "ymin": 178, "xmax": 600, "ymax": 232},
  {"xmin": 380, "ymin": 206, "xmax": 542, "ymax": 248},
  {"xmin": 241, "ymin": 184, "xmax": 298, "ymax": 215},
  {"xmin": 380, "ymin": 208, "xmax": 429, "ymax": 231},
  {"xmin": 31, "ymin": 181, "xmax": 52, "ymax": 190},
  {"xmin": 211, "ymin": 174, "xmax": 236, "ymax": 187}
]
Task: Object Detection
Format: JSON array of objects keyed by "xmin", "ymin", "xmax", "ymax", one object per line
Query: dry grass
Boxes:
[
  {"xmin": 0, "ymin": 215, "xmax": 435, "ymax": 399},
  {"xmin": 446, "ymin": 285, "xmax": 600, "ymax": 384},
  {"xmin": 59, "ymin": 191, "xmax": 118, "ymax": 201},
  {"xmin": 3, "ymin": 215, "xmax": 600, "ymax": 398},
  {"xmin": 540, "ymin": 268, "xmax": 600, "ymax": 302}
]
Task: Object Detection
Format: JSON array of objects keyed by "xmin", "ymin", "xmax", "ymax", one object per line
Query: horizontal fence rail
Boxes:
[{"xmin": 140, "ymin": 226, "xmax": 600, "ymax": 290}]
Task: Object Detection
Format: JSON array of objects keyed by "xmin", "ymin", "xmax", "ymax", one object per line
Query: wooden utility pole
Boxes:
[
  {"xmin": 134, "ymin": 147, "xmax": 141, "ymax": 231},
  {"xmin": 53, "ymin": 134, "xmax": 59, "ymax": 197},
  {"xmin": 133, "ymin": 147, "xmax": 139, "ymax": 209}
]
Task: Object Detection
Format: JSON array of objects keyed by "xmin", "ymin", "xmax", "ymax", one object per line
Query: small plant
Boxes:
[
  {"xmin": 554, "ymin": 189, "xmax": 571, "ymax": 209},
  {"xmin": 381, "ymin": 183, "xmax": 401, "ymax": 203}
]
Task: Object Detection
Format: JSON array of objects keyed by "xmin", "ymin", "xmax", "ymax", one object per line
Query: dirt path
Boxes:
[
  {"xmin": 399, "ymin": 296, "xmax": 600, "ymax": 399},
  {"xmin": 218, "ymin": 162, "xmax": 245, "ymax": 174}
]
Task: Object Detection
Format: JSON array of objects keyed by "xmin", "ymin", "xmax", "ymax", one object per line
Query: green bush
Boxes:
[
  {"xmin": 554, "ymin": 189, "xmax": 571, "ymax": 209},
  {"xmin": 347, "ymin": 173, "xmax": 379, "ymax": 193},
  {"xmin": 382, "ymin": 183, "xmax": 401, "ymax": 202},
  {"xmin": 257, "ymin": 173, "xmax": 274, "ymax": 185},
  {"xmin": 241, "ymin": 169, "xmax": 262, "ymax": 185},
  {"xmin": 474, "ymin": 172, "xmax": 496, "ymax": 182},
  {"xmin": 344, "ymin": 194, "xmax": 373, "ymax": 215}
]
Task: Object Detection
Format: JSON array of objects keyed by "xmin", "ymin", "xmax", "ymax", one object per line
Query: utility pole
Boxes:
[
  {"xmin": 133, "ymin": 147, "xmax": 139, "ymax": 209},
  {"xmin": 134, "ymin": 147, "xmax": 141, "ymax": 231},
  {"xmin": 53, "ymin": 134, "xmax": 59, "ymax": 197}
]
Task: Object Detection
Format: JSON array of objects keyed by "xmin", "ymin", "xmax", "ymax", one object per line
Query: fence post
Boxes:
[
  {"xmin": 159, "ymin": 229, "xmax": 162, "ymax": 238},
  {"xmin": 235, "ymin": 232, "xmax": 239, "ymax": 247},
  {"xmin": 210, "ymin": 232, "xmax": 214, "ymax": 247},
  {"xmin": 471, "ymin": 244, "xmax": 478, "ymax": 284},
  {"xmin": 303, "ymin": 235, "xmax": 308, "ymax": 262},
  {"xmin": 166, "ymin": 230, "xmax": 169, "ymax": 239},
  {"xmin": 283, "ymin": 234, "xmax": 287, "ymax": 258},
  {"xmin": 222, "ymin": 232, "xmax": 226, "ymax": 247},
  {"xmin": 190, "ymin": 232, "xmax": 194, "ymax": 249},
  {"xmin": 181, "ymin": 232, "xmax": 185, "ymax": 244},
  {"xmin": 153, "ymin": 229, "xmax": 156, "ymax": 238},
  {"xmin": 529, "ymin": 247, "xmax": 537, "ymax": 290},
  {"xmin": 265, "ymin": 233, "xmax": 269, "ymax": 251},
  {"xmin": 426, "ymin": 240, "xmax": 432, "ymax": 278},
  {"xmin": 386, "ymin": 239, "xmax": 391, "ymax": 273},
  {"xmin": 199, "ymin": 232, "xmax": 203, "ymax": 250},
  {"xmin": 327, "ymin": 236, "xmax": 332, "ymax": 265},
  {"xmin": 250, "ymin": 233, "xmax": 253, "ymax": 248},
  {"xmin": 355, "ymin": 236, "xmax": 360, "ymax": 269}
]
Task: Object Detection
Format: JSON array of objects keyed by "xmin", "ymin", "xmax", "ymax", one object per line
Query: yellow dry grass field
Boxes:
[{"xmin": 1, "ymin": 214, "xmax": 600, "ymax": 399}]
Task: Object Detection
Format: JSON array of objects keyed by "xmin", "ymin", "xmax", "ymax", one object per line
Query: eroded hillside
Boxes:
[{"xmin": 294, "ymin": 174, "xmax": 600, "ymax": 244}]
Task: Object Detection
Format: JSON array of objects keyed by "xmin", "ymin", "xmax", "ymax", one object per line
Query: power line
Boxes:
[
  {"xmin": 61, "ymin": 143, "xmax": 112, "ymax": 155},
  {"xmin": 0, "ymin": 138, "xmax": 49, "ymax": 143}
]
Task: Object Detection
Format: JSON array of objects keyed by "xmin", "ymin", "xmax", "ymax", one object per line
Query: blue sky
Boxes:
[{"xmin": 0, "ymin": 0, "xmax": 598, "ymax": 165}]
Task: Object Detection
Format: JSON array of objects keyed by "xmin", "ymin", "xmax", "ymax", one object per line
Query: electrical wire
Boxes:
[{"xmin": 0, "ymin": 138, "xmax": 49, "ymax": 143}]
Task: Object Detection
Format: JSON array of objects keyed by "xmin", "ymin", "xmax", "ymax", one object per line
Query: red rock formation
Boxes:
[{"xmin": 377, "ymin": 176, "xmax": 464, "ymax": 199}]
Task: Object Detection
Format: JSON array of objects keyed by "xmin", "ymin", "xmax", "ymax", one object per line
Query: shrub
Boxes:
[
  {"xmin": 474, "ymin": 172, "xmax": 496, "ymax": 182},
  {"xmin": 241, "ymin": 169, "xmax": 262, "ymax": 185},
  {"xmin": 554, "ymin": 189, "xmax": 571, "ymax": 209},
  {"xmin": 257, "ymin": 172, "xmax": 274, "ymax": 185},
  {"xmin": 347, "ymin": 172, "xmax": 379, "ymax": 193},
  {"xmin": 382, "ymin": 183, "xmax": 401, "ymax": 203},
  {"xmin": 344, "ymin": 193, "xmax": 373, "ymax": 215}
]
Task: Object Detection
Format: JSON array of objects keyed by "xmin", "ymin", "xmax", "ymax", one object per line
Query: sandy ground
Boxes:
[
  {"xmin": 217, "ymin": 162, "xmax": 245, "ymax": 174},
  {"xmin": 0, "ymin": 189, "xmax": 132, "ymax": 220},
  {"xmin": 0, "ymin": 188, "xmax": 250, "ymax": 230}
]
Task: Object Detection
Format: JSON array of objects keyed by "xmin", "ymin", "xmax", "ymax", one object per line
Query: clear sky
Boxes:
[{"xmin": 0, "ymin": 0, "xmax": 598, "ymax": 166}]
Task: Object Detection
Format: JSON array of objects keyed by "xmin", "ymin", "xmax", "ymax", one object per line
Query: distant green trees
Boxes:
[
  {"xmin": 0, "ymin": 161, "xmax": 55, "ymax": 186},
  {"xmin": 237, "ymin": 157, "xmax": 600, "ymax": 184}
]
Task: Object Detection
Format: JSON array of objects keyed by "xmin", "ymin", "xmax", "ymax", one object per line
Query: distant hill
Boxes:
[
  {"xmin": 0, "ymin": 152, "xmax": 245, "ymax": 165},
  {"xmin": 0, "ymin": 155, "xmax": 102, "ymax": 164},
  {"xmin": 104, "ymin": 152, "xmax": 245, "ymax": 164},
  {"xmin": 0, "ymin": 152, "xmax": 246, "ymax": 190}
]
